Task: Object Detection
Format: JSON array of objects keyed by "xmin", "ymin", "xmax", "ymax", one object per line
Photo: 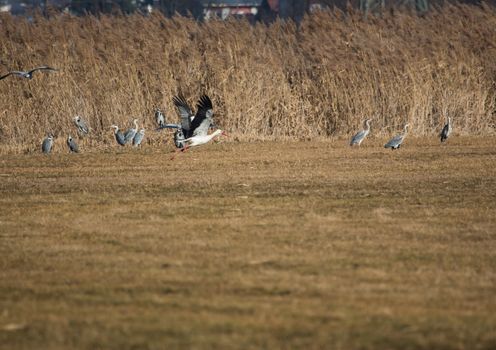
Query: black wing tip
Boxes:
[{"xmin": 197, "ymin": 94, "xmax": 213, "ymax": 110}]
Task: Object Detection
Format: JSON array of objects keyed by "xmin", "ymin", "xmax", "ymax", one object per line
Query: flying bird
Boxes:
[
  {"xmin": 73, "ymin": 115, "xmax": 89, "ymax": 135},
  {"xmin": 384, "ymin": 123, "xmax": 410, "ymax": 150},
  {"xmin": 350, "ymin": 119, "xmax": 372, "ymax": 146},
  {"xmin": 110, "ymin": 125, "xmax": 126, "ymax": 146},
  {"xmin": 173, "ymin": 94, "xmax": 215, "ymax": 139},
  {"xmin": 440, "ymin": 117, "xmax": 452, "ymax": 143},
  {"xmin": 42, "ymin": 133, "xmax": 54, "ymax": 154},
  {"xmin": 123, "ymin": 119, "xmax": 139, "ymax": 144},
  {"xmin": 66, "ymin": 135, "xmax": 79, "ymax": 153},
  {"xmin": 133, "ymin": 129, "xmax": 145, "ymax": 147},
  {"xmin": 171, "ymin": 129, "xmax": 227, "ymax": 160},
  {"xmin": 0, "ymin": 66, "xmax": 58, "ymax": 80}
]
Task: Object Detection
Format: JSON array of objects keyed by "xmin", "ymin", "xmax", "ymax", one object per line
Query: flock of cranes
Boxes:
[{"xmin": 2, "ymin": 65, "xmax": 453, "ymax": 156}]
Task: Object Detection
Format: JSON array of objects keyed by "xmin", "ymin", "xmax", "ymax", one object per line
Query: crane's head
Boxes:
[
  {"xmin": 404, "ymin": 123, "xmax": 410, "ymax": 132},
  {"xmin": 110, "ymin": 125, "xmax": 119, "ymax": 133}
]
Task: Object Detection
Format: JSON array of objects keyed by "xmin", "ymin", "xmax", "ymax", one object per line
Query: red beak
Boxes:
[{"xmin": 222, "ymin": 131, "xmax": 228, "ymax": 137}]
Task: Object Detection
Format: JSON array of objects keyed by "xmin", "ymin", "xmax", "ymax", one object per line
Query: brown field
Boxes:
[
  {"xmin": 0, "ymin": 4, "xmax": 496, "ymax": 150},
  {"xmin": 1, "ymin": 138, "xmax": 495, "ymax": 349}
]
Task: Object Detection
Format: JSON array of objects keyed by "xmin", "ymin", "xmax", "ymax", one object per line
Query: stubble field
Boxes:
[{"xmin": 1, "ymin": 137, "xmax": 495, "ymax": 349}]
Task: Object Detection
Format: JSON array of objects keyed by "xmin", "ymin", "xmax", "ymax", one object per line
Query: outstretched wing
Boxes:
[
  {"xmin": 0, "ymin": 72, "xmax": 14, "ymax": 80},
  {"xmin": 191, "ymin": 95, "xmax": 213, "ymax": 137},
  {"xmin": 173, "ymin": 95, "xmax": 193, "ymax": 133},
  {"xmin": 29, "ymin": 66, "xmax": 58, "ymax": 74}
]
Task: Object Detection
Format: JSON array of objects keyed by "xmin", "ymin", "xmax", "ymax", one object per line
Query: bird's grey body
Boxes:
[
  {"xmin": 0, "ymin": 66, "xmax": 57, "ymax": 80},
  {"xmin": 42, "ymin": 134, "xmax": 54, "ymax": 154},
  {"xmin": 440, "ymin": 117, "xmax": 452, "ymax": 143},
  {"xmin": 111, "ymin": 125, "xmax": 126, "ymax": 146},
  {"xmin": 174, "ymin": 129, "xmax": 186, "ymax": 149},
  {"xmin": 73, "ymin": 115, "xmax": 89, "ymax": 135},
  {"xmin": 133, "ymin": 129, "xmax": 145, "ymax": 146},
  {"xmin": 66, "ymin": 135, "xmax": 79, "ymax": 153},
  {"xmin": 124, "ymin": 119, "xmax": 139, "ymax": 144},
  {"xmin": 350, "ymin": 119, "xmax": 371, "ymax": 146},
  {"xmin": 384, "ymin": 124, "xmax": 410, "ymax": 150},
  {"xmin": 155, "ymin": 109, "xmax": 165, "ymax": 128}
]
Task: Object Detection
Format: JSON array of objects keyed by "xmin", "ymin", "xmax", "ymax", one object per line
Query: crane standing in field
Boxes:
[
  {"xmin": 384, "ymin": 123, "xmax": 410, "ymax": 150},
  {"xmin": 110, "ymin": 125, "xmax": 126, "ymax": 146},
  {"xmin": 440, "ymin": 117, "xmax": 452, "ymax": 143},
  {"xmin": 123, "ymin": 119, "xmax": 139, "ymax": 144},
  {"xmin": 0, "ymin": 66, "xmax": 58, "ymax": 80},
  {"xmin": 66, "ymin": 135, "xmax": 79, "ymax": 153},
  {"xmin": 350, "ymin": 119, "xmax": 372, "ymax": 146},
  {"xmin": 133, "ymin": 129, "xmax": 145, "ymax": 147},
  {"xmin": 42, "ymin": 134, "xmax": 54, "ymax": 154},
  {"xmin": 73, "ymin": 116, "xmax": 90, "ymax": 136}
]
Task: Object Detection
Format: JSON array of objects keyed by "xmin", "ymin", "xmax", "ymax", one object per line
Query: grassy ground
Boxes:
[{"xmin": 0, "ymin": 138, "xmax": 495, "ymax": 349}]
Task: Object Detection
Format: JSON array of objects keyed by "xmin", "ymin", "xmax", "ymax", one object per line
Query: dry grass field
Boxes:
[{"xmin": 1, "ymin": 138, "xmax": 495, "ymax": 349}]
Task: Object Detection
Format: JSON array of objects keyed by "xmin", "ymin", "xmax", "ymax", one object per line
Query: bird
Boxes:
[
  {"xmin": 173, "ymin": 94, "xmax": 215, "ymax": 139},
  {"xmin": 66, "ymin": 135, "xmax": 79, "ymax": 153},
  {"xmin": 133, "ymin": 129, "xmax": 145, "ymax": 147},
  {"xmin": 0, "ymin": 66, "xmax": 58, "ymax": 80},
  {"xmin": 350, "ymin": 119, "xmax": 372, "ymax": 146},
  {"xmin": 155, "ymin": 109, "xmax": 165, "ymax": 128},
  {"xmin": 171, "ymin": 129, "xmax": 227, "ymax": 160},
  {"xmin": 440, "ymin": 117, "xmax": 452, "ymax": 143},
  {"xmin": 110, "ymin": 125, "xmax": 126, "ymax": 146},
  {"xmin": 123, "ymin": 119, "xmax": 139, "ymax": 144},
  {"xmin": 384, "ymin": 123, "xmax": 410, "ymax": 150},
  {"xmin": 73, "ymin": 115, "xmax": 89, "ymax": 135},
  {"xmin": 42, "ymin": 133, "xmax": 54, "ymax": 154},
  {"xmin": 173, "ymin": 129, "xmax": 186, "ymax": 149}
]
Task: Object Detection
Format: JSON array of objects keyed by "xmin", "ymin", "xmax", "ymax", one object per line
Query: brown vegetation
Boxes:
[
  {"xmin": 0, "ymin": 5, "xmax": 495, "ymax": 151},
  {"xmin": 0, "ymin": 139, "xmax": 495, "ymax": 349}
]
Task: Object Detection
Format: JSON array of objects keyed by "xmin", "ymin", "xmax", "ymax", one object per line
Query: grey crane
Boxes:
[
  {"xmin": 155, "ymin": 109, "xmax": 165, "ymax": 128},
  {"xmin": 350, "ymin": 119, "xmax": 372, "ymax": 146},
  {"xmin": 440, "ymin": 117, "xmax": 452, "ymax": 143},
  {"xmin": 73, "ymin": 115, "xmax": 89, "ymax": 135},
  {"xmin": 110, "ymin": 125, "xmax": 126, "ymax": 146},
  {"xmin": 133, "ymin": 129, "xmax": 145, "ymax": 147},
  {"xmin": 174, "ymin": 129, "xmax": 186, "ymax": 149},
  {"xmin": 0, "ymin": 66, "xmax": 58, "ymax": 80},
  {"xmin": 123, "ymin": 119, "xmax": 139, "ymax": 144},
  {"xmin": 66, "ymin": 135, "xmax": 79, "ymax": 153},
  {"xmin": 384, "ymin": 123, "xmax": 410, "ymax": 150},
  {"xmin": 42, "ymin": 133, "xmax": 54, "ymax": 154}
]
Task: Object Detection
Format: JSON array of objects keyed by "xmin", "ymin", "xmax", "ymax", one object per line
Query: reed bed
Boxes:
[{"xmin": 0, "ymin": 4, "xmax": 495, "ymax": 151}]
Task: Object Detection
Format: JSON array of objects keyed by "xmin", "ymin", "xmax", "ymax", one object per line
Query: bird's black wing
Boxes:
[
  {"xmin": 28, "ymin": 66, "xmax": 58, "ymax": 74},
  {"xmin": 0, "ymin": 72, "xmax": 14, "ymax": 80},
  {"xmin": 190, "ymin": 95, "xmax": 213, "ymax": 136},
  {"xmin": 173, "ymin": 94, "xmax": 193, "ymax": 133}
]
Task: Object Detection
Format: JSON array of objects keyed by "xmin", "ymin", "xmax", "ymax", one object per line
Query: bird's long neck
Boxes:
[
  {"xmin": 364, "ymin": 120, "xmax": 370, "ymax": 130},
  {"xmin": 403, "ymin": 125, "xmax": 409, "ymax": 134}
]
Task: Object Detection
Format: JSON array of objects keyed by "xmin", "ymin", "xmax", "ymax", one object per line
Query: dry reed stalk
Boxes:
[{"xmin": 0, "ymin": 4, "xmax": 495, "ymax": 152}]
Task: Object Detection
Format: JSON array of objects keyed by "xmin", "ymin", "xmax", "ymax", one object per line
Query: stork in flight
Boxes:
[
  {"xmin": 170, "ymin": 94, "xmax": 226, "ymax": 159},
  {"xmin": 350, "ymin": 119, "xmax": 372, "ymax": 146},
  {"xmin": 0, "ymin": 66, "xmax": 58, "ymax": 80},
  {"xmin": 384, "ymin": 123, "xmax": 410, "ymax": 150}
]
